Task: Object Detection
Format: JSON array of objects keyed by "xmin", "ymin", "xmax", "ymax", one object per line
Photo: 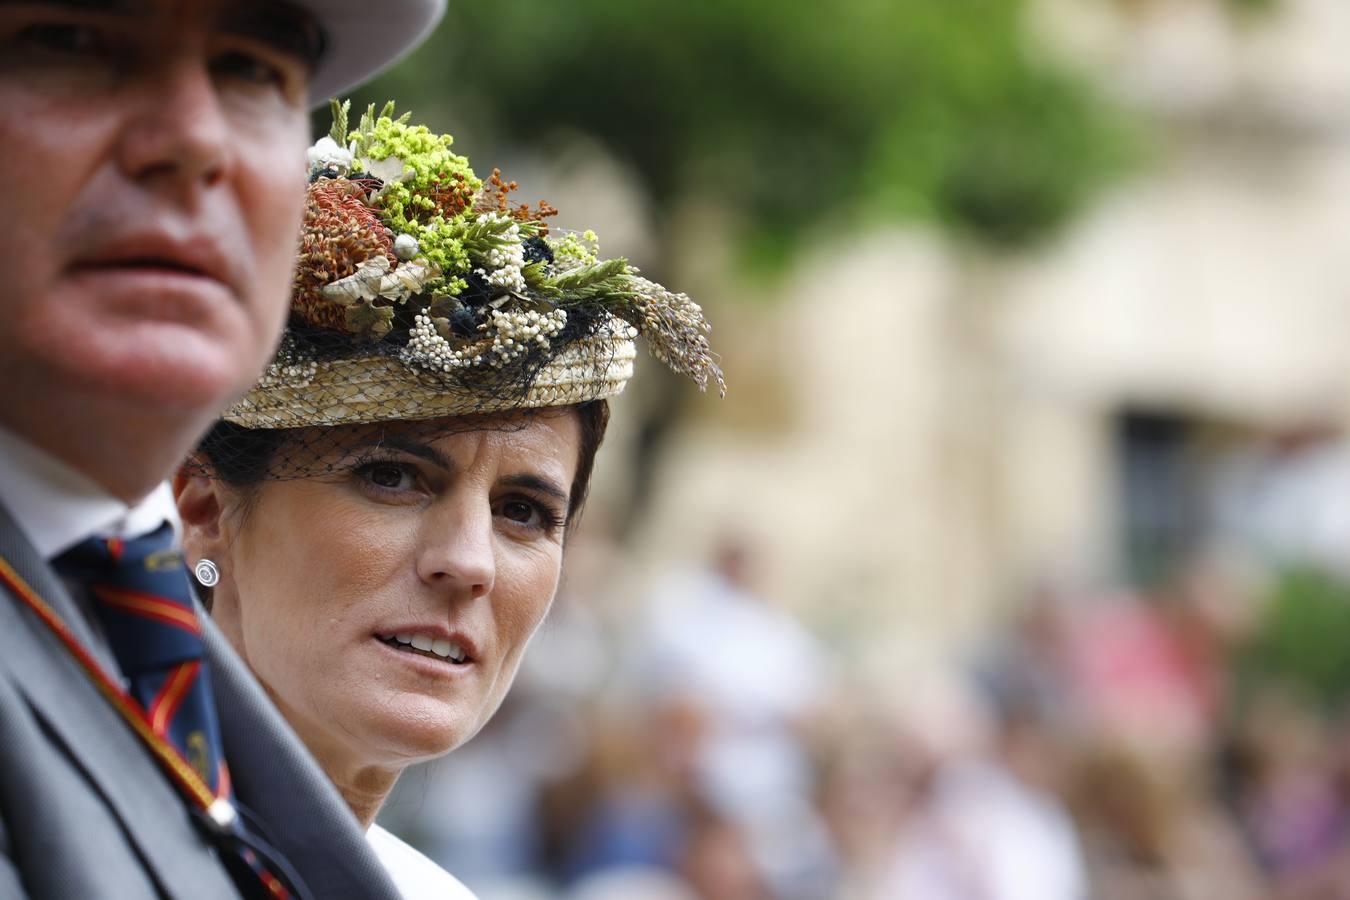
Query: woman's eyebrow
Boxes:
[
  {"xmin": 360, "ymin": 437, "xmax": 569, "ymax": 504},
  {"xmin": 499, "ymin": 474, "xmax": 569, "ymax": 507},
  {"xmin": 371, "ymin": 436, "xmax": 454, "ymax": 471}
]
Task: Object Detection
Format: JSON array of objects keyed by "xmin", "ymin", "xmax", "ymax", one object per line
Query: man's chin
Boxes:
[
  {"xmin": 60, "ymin": 330, "xmax": 265, "ymax": 420},
  {"xmin": 0, "ymin": 339, "xmax": 258, "ymax": 501}
]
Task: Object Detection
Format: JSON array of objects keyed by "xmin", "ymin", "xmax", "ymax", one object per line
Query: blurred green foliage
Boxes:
[
  {"xmin": 1224, "ymin": 0, "xmax": 1280, "ymax": 16},
  {"xmin": 348, "ymin": 0, "xmax": 1134, "ymax": 264},
  {"xmin": 1238, "ymin": 568, "xmax": 1350, "ymax": 709}
]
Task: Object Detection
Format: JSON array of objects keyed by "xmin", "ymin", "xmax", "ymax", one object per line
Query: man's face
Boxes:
[{"xmin": 0, "ymin": 1, "xmax": 316, "ymax": 447}]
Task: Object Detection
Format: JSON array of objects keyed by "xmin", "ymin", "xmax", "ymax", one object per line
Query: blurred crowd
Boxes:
[{"xmin": 379, "ymin": 427, "xmax": 1350, "ymax": 900}]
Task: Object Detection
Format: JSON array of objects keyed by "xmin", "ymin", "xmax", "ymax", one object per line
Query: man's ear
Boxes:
[{"xmin": 172, "ymin": 469, "xmax": 231, "ymax": 561}]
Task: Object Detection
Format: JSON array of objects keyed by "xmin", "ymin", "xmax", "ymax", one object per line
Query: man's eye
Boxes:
[
  {"xmin": 16, "ymin": 22, "xmax": 105, "ymax": 56},
  {"xmin": 212, "ymin": 50, "xmax": 284, "ymax": 87}
]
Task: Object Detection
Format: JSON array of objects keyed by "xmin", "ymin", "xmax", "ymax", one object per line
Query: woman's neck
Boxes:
[
  {"xmin": 218, "ymin": 615, "xmax": 407, "ymax": 828},
  {"xmin": 258, "ymin": 681, "xmax": 403, "ymax": 828},
  {"xmin": 311, "ymin": 747, "xmax": 401, "ymax": 829}
]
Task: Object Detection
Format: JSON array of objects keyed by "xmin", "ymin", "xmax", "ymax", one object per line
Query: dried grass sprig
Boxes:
[{"xmin": 620, "ymin": 275, "xmax": 726, "ymax": 396}]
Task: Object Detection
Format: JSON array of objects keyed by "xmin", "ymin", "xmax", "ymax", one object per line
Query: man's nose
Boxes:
[{"xmin": 114, "ymin": 56, "xmax": 230, "ymax": 193}]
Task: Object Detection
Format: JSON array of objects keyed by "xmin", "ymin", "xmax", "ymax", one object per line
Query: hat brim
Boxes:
[
  {"xmin": 299, "ymin": 0, "xmax": 446, "ymax": 105},
  {"xmin": 226, "ymin": 331, "xmax": 636, "ymax": 430}
]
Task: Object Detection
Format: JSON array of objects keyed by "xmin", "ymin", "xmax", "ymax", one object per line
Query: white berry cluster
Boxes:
[
  {"xmin": 400, "ymin": 314, "xmax": 484, "ymax": 372},
  {"xmin": 401, "ymin": 305, "xmax": 570, "ymax": 374},
  {"xmin": 393, "ymin": 233, "xmax": 420, "ymax": 261},
  {"xmin": 257, "ymin": 359, "xmax": 318, "ymax": 389},
  {"xmin": 476, "ymin": 215, "xmax": 527, "ymax": 294},
  {"xmin": 486, "ymin": 307, "xmax": 567, "ymax": 366}
]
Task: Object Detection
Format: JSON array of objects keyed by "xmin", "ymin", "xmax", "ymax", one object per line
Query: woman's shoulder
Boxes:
[{"xmin": 367, "ymin": 824, "xmax": 478, "ymax": 900}]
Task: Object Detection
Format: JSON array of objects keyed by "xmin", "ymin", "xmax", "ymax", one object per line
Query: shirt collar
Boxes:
[{"xmin": 0, "ymin": 426, "xmax": 179, "ymax": 559}]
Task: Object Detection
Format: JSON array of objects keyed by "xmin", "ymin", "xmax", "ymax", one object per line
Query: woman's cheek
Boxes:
[
  {"xmin": 500, "ymin": 551, "xmax": 561, "ymax": 650},
  {"xmin": 499, "ymin": 566, "xmax": 556, "ymax": 666}
]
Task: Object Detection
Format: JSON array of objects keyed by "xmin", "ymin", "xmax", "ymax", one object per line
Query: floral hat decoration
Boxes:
[{"xmin": 225, "ymin": 100, "xmax": 723, "ymax": 432}]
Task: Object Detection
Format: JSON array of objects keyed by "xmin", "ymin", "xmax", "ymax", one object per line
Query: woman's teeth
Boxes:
[{"xmin": 384, "ymin": 632, "xmax": 468, "ymax": 663}]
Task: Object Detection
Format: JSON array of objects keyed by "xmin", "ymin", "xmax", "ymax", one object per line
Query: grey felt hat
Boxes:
[{"xmin": 299, "ymin": 0, "xmax": 446, "ymax": 103}]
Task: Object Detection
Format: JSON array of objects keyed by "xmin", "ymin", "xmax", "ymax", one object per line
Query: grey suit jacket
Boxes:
[{"xmin": 0, "ymin": 501, "xmax": 402, "ymax": 899}]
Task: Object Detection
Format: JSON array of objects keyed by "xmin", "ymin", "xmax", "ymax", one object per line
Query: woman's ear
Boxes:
[{"xmin": 172, "ymin": 469, "xmax": 231, "ymax": 563}]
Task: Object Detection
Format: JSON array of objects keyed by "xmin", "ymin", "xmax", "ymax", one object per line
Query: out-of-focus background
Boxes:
[{"xmin": 350, "ymin": 1, "xmax": 1350, "ymax": 897}]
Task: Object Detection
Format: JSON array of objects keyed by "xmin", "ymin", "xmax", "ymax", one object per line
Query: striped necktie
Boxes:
[
  {"xmin": 55, "ymin": 522, "xmax": 301, "ymax": 899},
  {"xmin": 56, "ymin": 522, "xmax": 228, "ymax": 793}
]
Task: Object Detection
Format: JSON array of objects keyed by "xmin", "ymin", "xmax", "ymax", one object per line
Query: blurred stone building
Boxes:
[{"xmin": 590, "ymin": 0, "xmax": 1350, "ymax": 679}]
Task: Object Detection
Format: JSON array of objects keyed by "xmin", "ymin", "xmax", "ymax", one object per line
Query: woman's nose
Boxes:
[{"xmin": 416, "ymin": 500, "xmax": 496, "ymax": 601}]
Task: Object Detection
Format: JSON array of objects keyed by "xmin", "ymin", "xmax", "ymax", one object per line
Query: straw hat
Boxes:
[
  {"xmin": 225, "ymin": 101, "xmax": 722, "ymax": 432},
  {"xmin": 229, "ymin": 326, "xmax": 638, "ymax": 429}
]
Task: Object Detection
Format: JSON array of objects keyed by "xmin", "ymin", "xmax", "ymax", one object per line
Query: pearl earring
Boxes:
[{"xmin": 193, "ymin": 559, "xmax": 220, "ymax": 588}]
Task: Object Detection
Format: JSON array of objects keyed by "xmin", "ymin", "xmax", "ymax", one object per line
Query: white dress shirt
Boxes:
[
  {"xmin": 0, "ymin": 425, "xmax": 181, "ymax": 681},
  {"xmin": 367, "ymin": 825, "xmax": 478, "ymax": 899},
  {"xmin": 0, "ymin": 425, "xmax": 179, "ymax": 560}
]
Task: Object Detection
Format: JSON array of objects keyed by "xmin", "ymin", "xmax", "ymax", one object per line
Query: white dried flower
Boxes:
[
  {"xmin": 306, "ymin": 136, "xmax": 353, "ymax": 175},
  {"xmin": 362, "ymin": 155, "xmax": 409, "ymax": 184},
  {"xmin": 321, "ymin": 256, "xmax": 439, "ymax": 305}
]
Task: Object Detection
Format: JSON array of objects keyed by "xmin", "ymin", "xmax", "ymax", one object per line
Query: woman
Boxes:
[{"xmin": 174, "ymin": 102, "xmax": 722, "ymax": 898}]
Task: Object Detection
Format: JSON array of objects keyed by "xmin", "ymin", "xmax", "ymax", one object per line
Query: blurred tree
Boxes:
[
  {"xmin": 1237, "ymin": 568, "xmax": 1350, "ymax": 710},
  {"xmin": 1111, "ymin": 0, "xmax": 1280, "ymax": 20},
  {"xmin": 329, "ymin": 1, "xmax": 1140, "ymax": 529},
  {"xmin": 345, "ymin": 0, "xmax": 1133, "ymax": 263}
]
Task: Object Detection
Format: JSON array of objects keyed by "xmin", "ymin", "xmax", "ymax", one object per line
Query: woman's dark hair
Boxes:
[
  {"xmin": 565, "ymin": 399, "xmax": 610, "ymax": 526},
  {"xmin": 196, "ymin": 400, "xmax": 610, "ymax": 528}
]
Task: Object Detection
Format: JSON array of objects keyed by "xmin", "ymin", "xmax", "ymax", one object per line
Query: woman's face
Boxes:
[{"xmin": 208, "ymin": 412, "xmax": 580, "ymax": 769}]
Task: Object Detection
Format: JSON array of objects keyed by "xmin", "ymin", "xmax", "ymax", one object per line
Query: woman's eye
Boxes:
[
  {"xmin": 500, "ymin": 500, "xmax": 539, "ymax": 526},
  {"xmin": 360, "ymin": 462, "xmax": 414, "ymax": 491},
  {"xmin": 494, "ymin": 497, "xmax": 564, "ymax": 534}
]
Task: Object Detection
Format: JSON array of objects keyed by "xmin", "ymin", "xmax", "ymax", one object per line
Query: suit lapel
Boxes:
[
  {"xmin": 0, "ymin": 501, "xmax": 120, "ymax": 677},
  {"xmin": 0, "ymin": 501, "xmax": 238, "ymax": 898},
  {"xmin": 0, "ymin": 499, "xmax": 399, "ymax": 897},
  {"xmin": 202, "ymin": 610, "xmax": 401, "ymax": 899}
]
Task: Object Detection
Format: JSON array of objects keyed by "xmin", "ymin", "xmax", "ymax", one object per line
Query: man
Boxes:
[{"xmin": 0, "ymin": 1, "xmax": 444, "ymax": 897}]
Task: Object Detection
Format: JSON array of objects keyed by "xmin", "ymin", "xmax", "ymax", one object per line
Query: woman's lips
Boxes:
[
  {"xmin": 371, "ymin": 635, "xmax": 477, "ymax": 676},
  {"xmin": 378, "ymin": 631, "xmax": 470, "ymax": 664}
]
